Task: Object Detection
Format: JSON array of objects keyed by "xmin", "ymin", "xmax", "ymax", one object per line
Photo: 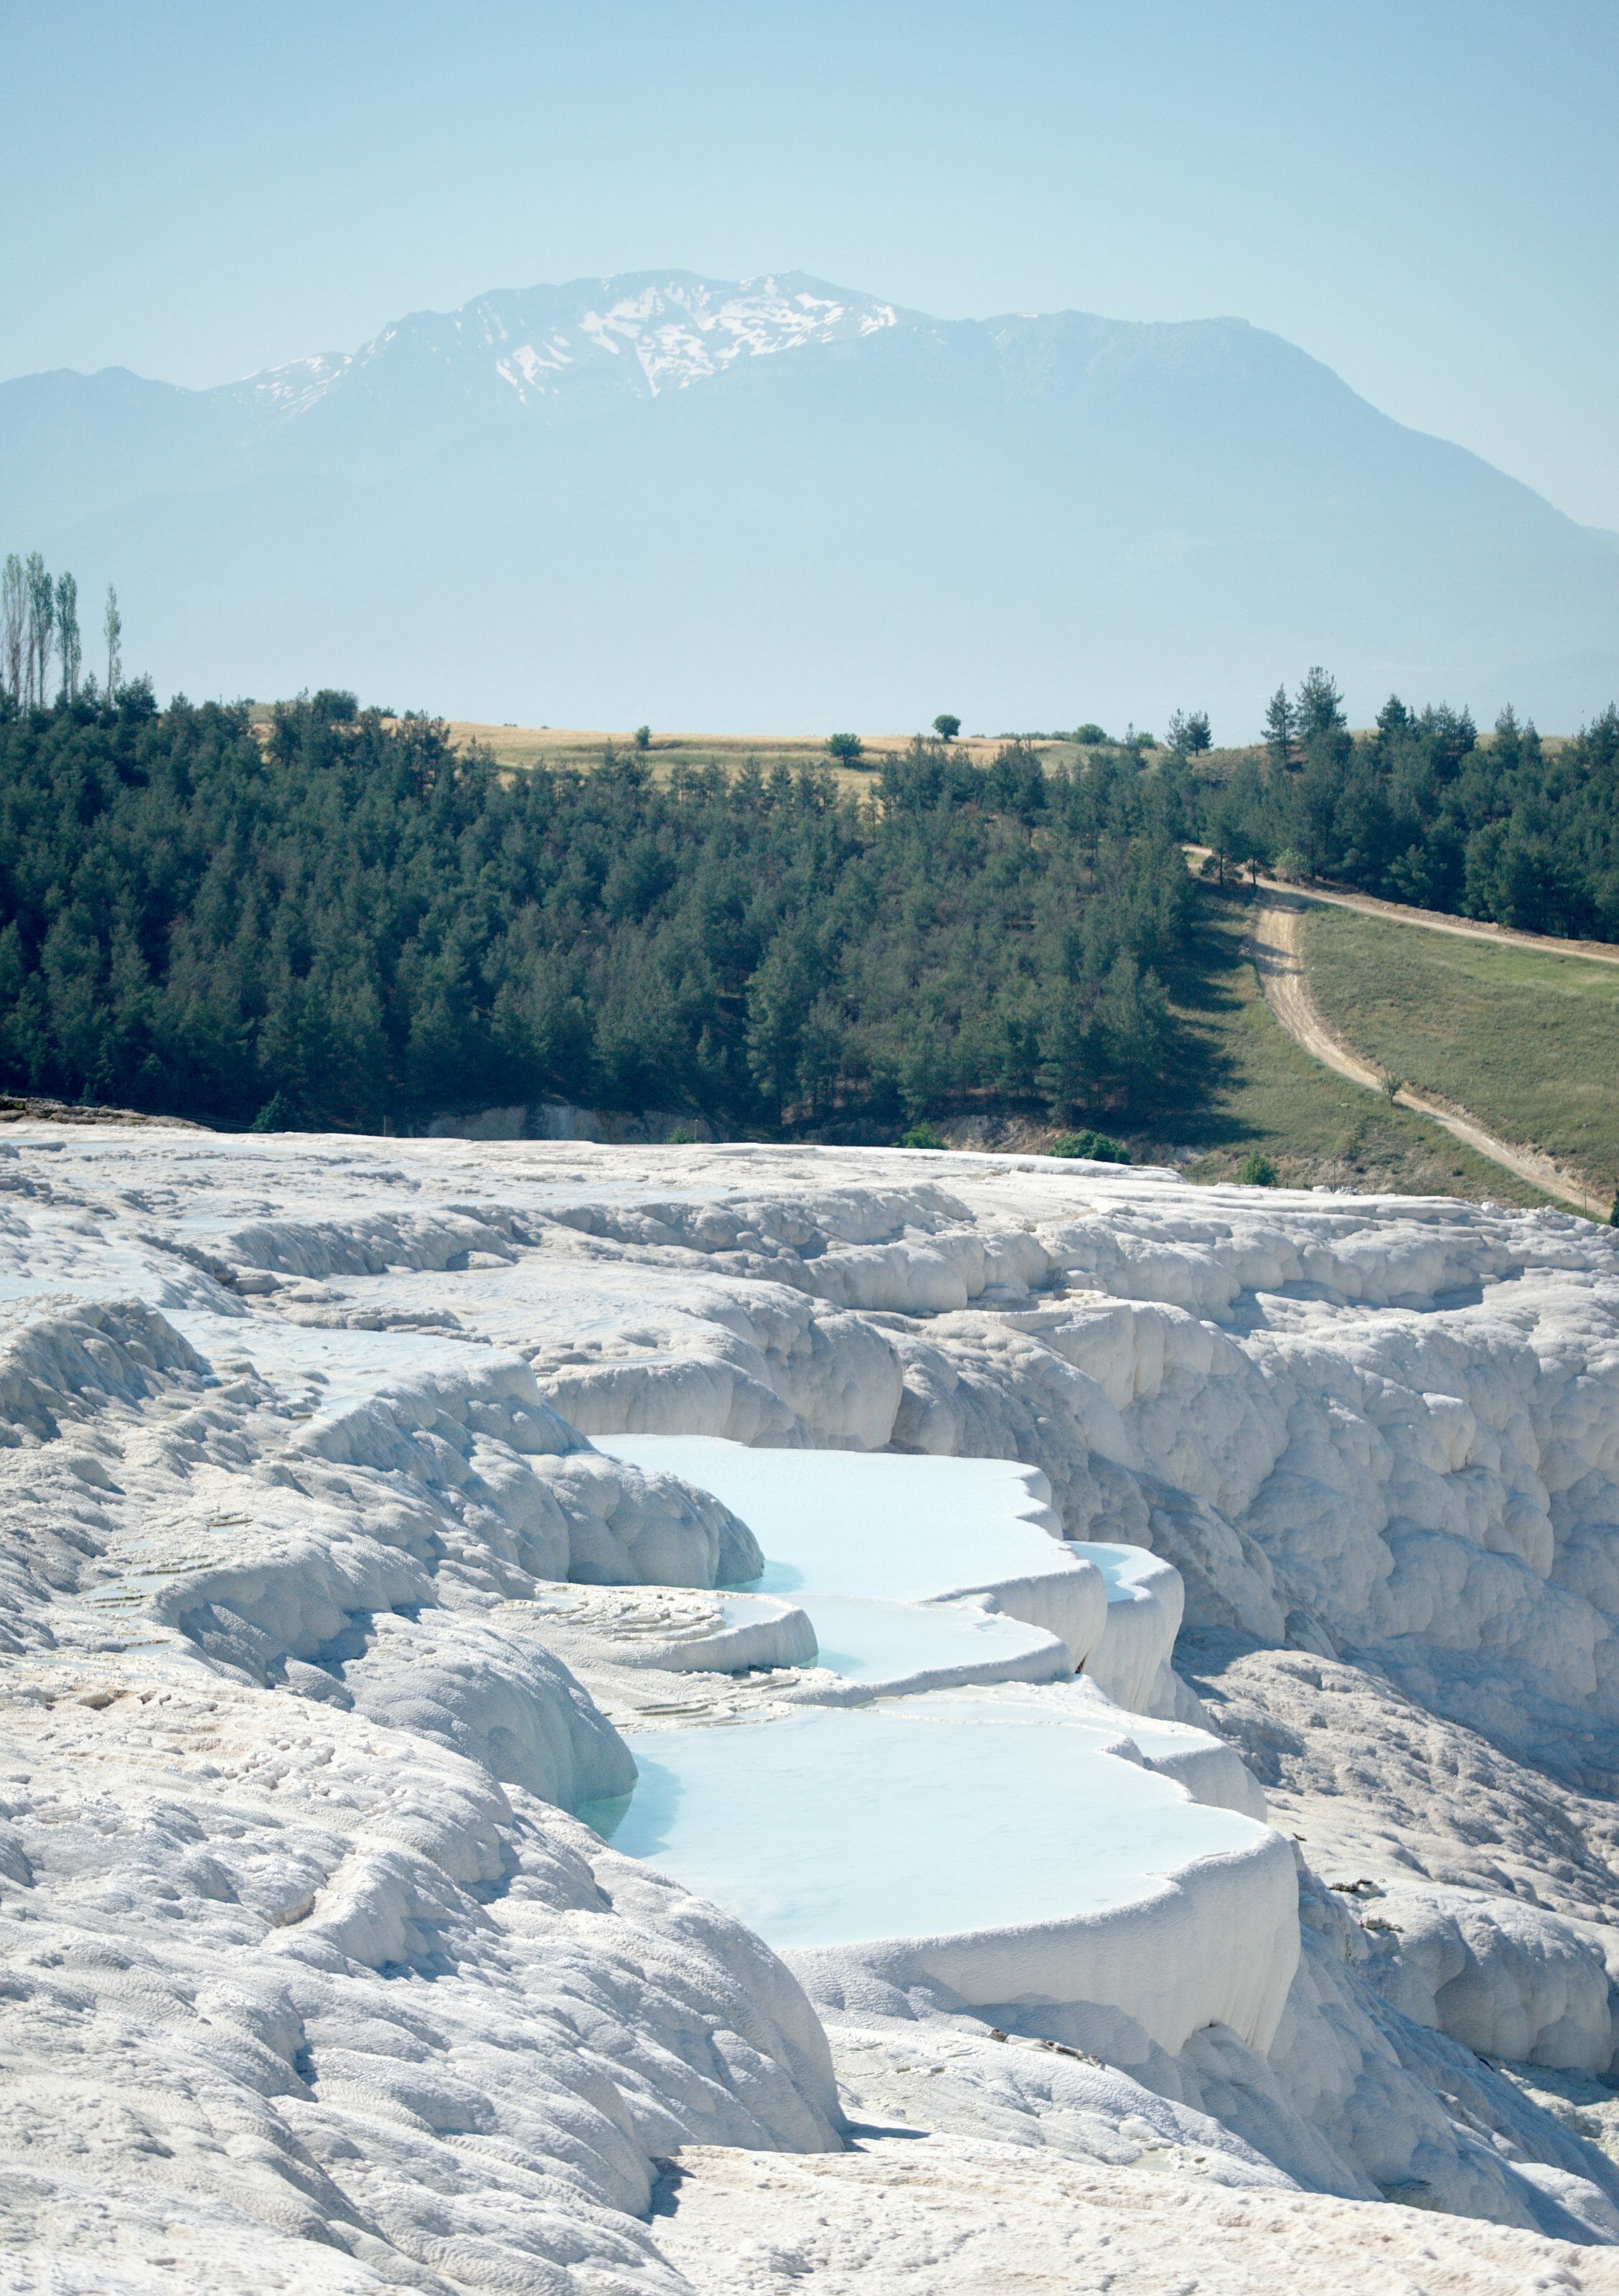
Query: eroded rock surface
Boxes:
[{"xmin": 5, "ymin": 1129, "xmax": 1619, "ymax": 2287}]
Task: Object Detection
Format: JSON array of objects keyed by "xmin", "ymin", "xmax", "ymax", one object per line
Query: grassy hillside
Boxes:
[
  {"xmin": 1145, "ymin": 891, "xmax": 1552, "ymax": 1203},
  {"xmin": 1301, "ymin": 903, "xmax": 1619, "ymax": 1204},
  {"xmin": 935, "ymin": 888, "xmax": 1554, "ymax": 1204}
]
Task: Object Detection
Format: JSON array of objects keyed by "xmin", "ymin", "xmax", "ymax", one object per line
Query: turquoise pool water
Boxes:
[
  {"xmin": 596, "ymin": 1435, "xmax": 1076, "ymax": 1687},
  {"xmin": 581, "ymin": 1699, "xmax": 1259, "ymax": 1949},
  {"xmin": 596, "ymin": 1436, "xmax": 1064, "ymax": 1603}
]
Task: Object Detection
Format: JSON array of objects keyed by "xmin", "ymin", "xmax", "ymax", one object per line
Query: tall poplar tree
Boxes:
[
  {"xmin": 54, "ymin": 573, "xmax": 80, "ymax": 702},
  {"xmin": 0, "ymin": 558, "xmax": 22, "ymax": 702},
  {"xmin": 24, "ymin": 555, "xmax": 52, "ymax": 709},
  {"xmin": 103, "ymin": 585, "xmax": 122, "ymax": 698}
]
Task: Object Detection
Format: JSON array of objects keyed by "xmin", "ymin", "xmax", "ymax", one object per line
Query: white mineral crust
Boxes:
[{"xmin": 5, "ymin": 1129, "xmax": 1619, "ymax": 2289}]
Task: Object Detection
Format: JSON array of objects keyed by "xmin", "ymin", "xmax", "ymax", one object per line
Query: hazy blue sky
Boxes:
[{"xmin": 4, "ymin": 0, "xmax": 1615, "ymax": 524}]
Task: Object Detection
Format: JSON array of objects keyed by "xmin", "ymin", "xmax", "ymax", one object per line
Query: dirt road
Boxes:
[
  {"xmin": 1248, "ymin": 894, "xmax": 1611, "ymax": 1218},
  {"xmin": 1269, "ymin": 875, "xmax": 1619, "ymax": 966},
  {"xmin": 1181, "ymin": 847, "xmax": 1619, "ymax": 967}
]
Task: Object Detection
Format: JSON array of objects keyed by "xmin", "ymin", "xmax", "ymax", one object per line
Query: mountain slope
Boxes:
[
  {"xmin": 243, "ymin": 270, "xmax": 907, "ymax": 446},
  {"xmin": 6, "ymin": 271, "xmax": 1616, "ymax": 733},
  {"xmin": 3, "ymin": 272, "xmax": 909, "ymax": 514}
]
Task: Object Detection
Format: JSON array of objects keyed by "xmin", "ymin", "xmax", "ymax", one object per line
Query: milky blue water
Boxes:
[
  {"xmin": 581, "ymin": 1700, "xmax": 1257, "ymax": 1947},
  {"xmin": 596, "ymin": 1436, "xmax": 1063, "ymax": 1601},
  {"xmin": 596, "ymin": 1434, "xmax": 1074, "ymax": 1687},
  {"xmin": 577, "ymin": 1438, "xmax": 1265, "ymax": 1956}
]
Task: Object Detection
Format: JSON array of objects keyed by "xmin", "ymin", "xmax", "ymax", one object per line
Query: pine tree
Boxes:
[
  {"xmin": 1295, "ymin": 664, "xmax": 1346, "ymax": 740},
  {"xmin": 1263, "ymin": 684, "xmax": 1296, "ymax": 771},
  {"xmin": 744, "ymin": 923, "xmax": 818, "ymax": 1121}
]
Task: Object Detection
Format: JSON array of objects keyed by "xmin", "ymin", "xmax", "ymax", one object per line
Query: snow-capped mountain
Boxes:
[
  {"xmin": 5, "ymin": 270, "xmax": 1618, "ymax": 732},
  {"xmin": 228, "ymin": 272, "xmax": 908, "ymax": 436},
  {"xmin": 236, "ymin": 349, "xmax": 352, "ymax": 422}
]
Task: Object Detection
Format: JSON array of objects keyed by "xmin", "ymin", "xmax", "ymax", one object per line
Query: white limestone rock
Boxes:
[
  {"xmin": 0, "ymin": 1651, "xmax": 841, "ymax": 2295},
  {"xmin": 6, "ymin": 1131, "xmax": 1619, "ymax": 2287},
  {"xmin": 651, "ymin": 2134, "xmax": 1619, "ymax": 2291}
]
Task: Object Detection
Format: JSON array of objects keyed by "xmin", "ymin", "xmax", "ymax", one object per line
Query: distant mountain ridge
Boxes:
[
  {"xmin": 236, "ymin": 271, "xmax": 908, "ymax": 423},
  {"xmin": 5, "ymin": 270, "xmax": 1617, "ymax": 733}
]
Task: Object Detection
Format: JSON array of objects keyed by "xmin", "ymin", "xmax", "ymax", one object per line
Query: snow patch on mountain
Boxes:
[
  {"xmin": 238, "ymin": 349, "xmax": 354, "ymax": 418},
  {"xmin": 232, "ymin": 271, "xmax": 903, "ymax": 428}
]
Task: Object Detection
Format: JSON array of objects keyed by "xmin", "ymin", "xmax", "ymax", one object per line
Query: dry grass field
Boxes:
[
  {"xmin": 427, "ymin": 719, "xmax": 1090, "ymax": 795},
  {"xmin": 248, "ymin": 704, "xmax": 1131, "ymax": 793}
]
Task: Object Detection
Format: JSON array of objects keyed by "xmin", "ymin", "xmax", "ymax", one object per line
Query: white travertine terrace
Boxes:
[
  {"xmin": 6, "ymin": 1128, "xmax": 1619, "ymax": 2289},
  {"xmin": 580, "ymin": 1435, "xmax": 1282, "ymax": 2054}
]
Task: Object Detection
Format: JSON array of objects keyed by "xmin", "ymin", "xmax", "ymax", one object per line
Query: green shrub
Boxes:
[
  {"xmin": 901, "ymin": 1121, "xmax": 947, "ymax": 1149},
  {"xmin": 1048, "ymin": 1129, "xmax": 1130, "ymax": 1164},
  {"xmin": 250, "ymin": 1090, "xmax": 301, "ymax": 1133},
  {"xmin": 1236, "ymin": 1148, "xmax": 1277, "ymax": 1185}
]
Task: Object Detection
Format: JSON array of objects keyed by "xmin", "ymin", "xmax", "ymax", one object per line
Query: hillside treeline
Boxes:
[
  {"xmin": 0, "ymin": 690, "xmax": 1190, "ymax": 1133},
  {"xmin": 1201, "ymin": 672, "xmax": 1619, "ymax": 938}
]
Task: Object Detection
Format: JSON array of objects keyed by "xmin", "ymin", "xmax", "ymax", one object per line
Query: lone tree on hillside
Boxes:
[
  {"xmin": 1167, "ymin": 707, "xmax": 1212, "ymax": 758},
  {"xmin": 1296, "ymin": 664, "xmax": 1346, "ymax": 741},
  {"xmin": 932, "ymin": 713, "xmax": 961, "ymax": 742},
  {"xmin": 826, "ymin": 732, "xmax": 864, "ymax": 765}
]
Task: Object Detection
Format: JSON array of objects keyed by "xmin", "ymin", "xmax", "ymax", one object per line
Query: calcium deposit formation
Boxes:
[{"xmin": 7, "ymin": 1129, "xmax": 1619, "ymax": 2292}]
